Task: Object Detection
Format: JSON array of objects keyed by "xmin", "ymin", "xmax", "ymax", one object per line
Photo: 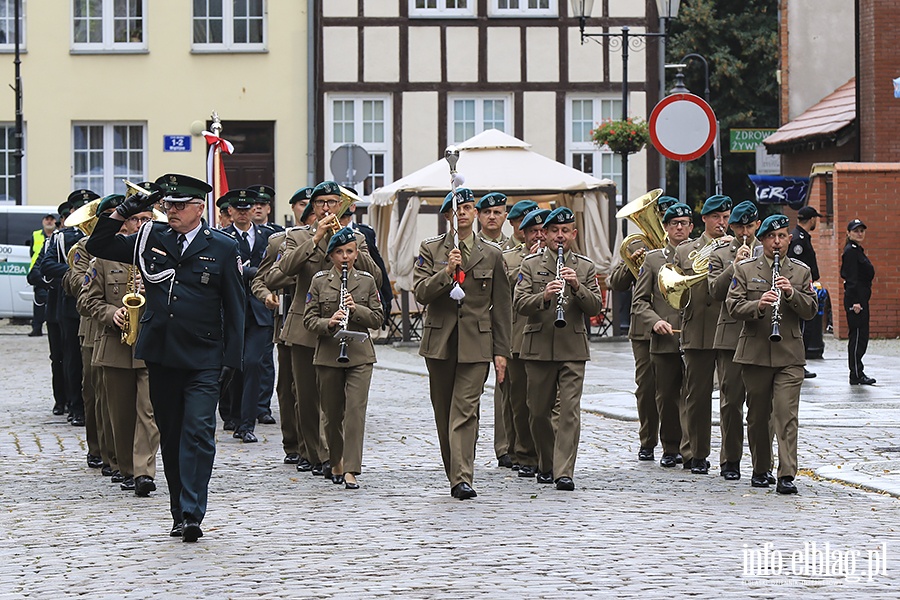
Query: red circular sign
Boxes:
[{"xmin": 649, "ymin": 93, "xmax": 717, "ymax": 162}]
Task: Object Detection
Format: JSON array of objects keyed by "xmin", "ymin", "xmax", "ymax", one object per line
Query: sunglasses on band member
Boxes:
[{"xmin": 161, "ymin": 200, "xmax": 203, "ymax": 211}]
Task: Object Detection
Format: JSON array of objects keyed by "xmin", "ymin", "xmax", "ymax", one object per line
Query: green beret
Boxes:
[
  {"xmin": 326, "ymin": 226, "xmax": 357, "ymax": 254},
  {"xmin": 508, "ymin": 200, "xmax": 539, "ymax": 221},
  {"xmin": 440, "ymin": 188, "xmax": 475, "ymax": 214},
  {"xmin": 96, "ymin": 194, "xmax": 126, "ymax": 215},
  {"xmin": 543, "ymin": 206, "xmax": 575, "ymax": 228},
  {"xmin": 154, "ymin": 174, "xmax": 213, "ymax": 199},
  {"xmin": 663, "ymin": 203, "xmax": 693, "ymax": 224},
  {"xmin": 657, "ymin": 195, "xmax": 679, "ymax": 212},
  {"xmin": 300, "ymin": 198, "xmax": 316, "ymax": 222},
  {"xmin": 729, "ymin": 200, "xmax": 759, "ymax": 225},
  {"xmin": 519, "ymin": 208, "xmax": 551, "ymax": 230},
  {"xmin": 57, "ymin": 202, "xmax": 72, "ymax": 218},
  {"xmin": 756, "ymin": 214, "xmax": 790, "ymax": 238},
  {"xmin": 67, "ymin": 189, "xmax": 100, "ymax": 210},
  {"xmin": 290, "ymin": 187, "xmax": 314, "ymax": 205},
  {"xmin": 250, "ymin": 185, "xmax": 275, "ymax": 203},
  {"xmin": 701, "ymin": 194, "xmax": 733, "ymax": 215},
  {"xmin": 219, "ymin": 188, "xmax": 259, "ymax": 210},
  {"xmin": 476, "ymin": 192, "xmax": 508, "ymax": 211},
  {"xmin": 312, "ymin": 181, "xmax": 340, "ymax": 199}
]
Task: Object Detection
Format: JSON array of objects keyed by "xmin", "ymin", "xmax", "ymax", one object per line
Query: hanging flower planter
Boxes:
[{"xmin": 591, "ymin": 117, "xmax": 651, "ymax": 155}]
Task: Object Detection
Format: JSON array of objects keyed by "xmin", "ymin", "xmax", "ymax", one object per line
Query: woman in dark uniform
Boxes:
[{"xmin": 841, "ymin": 219, "xmax": 876, "ymax": 385}]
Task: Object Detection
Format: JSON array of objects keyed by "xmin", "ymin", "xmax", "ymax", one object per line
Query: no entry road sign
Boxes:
[{"xmin": 649, "ymin": 93, "xmax": 717, "ymax": 162}]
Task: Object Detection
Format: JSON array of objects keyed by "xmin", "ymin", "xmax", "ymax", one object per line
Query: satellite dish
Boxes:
[{"xmin": 330, "ymin": 144, "xmax": 372, "ymax": 187}]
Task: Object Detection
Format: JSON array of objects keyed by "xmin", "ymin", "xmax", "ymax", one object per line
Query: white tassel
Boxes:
[
  {"xmin": 450, "ymin": 283, "xmax": 466, "ymax": 301},
  {"xmin": 452, "ymin": 173, "xmax": 466, "ymax": 187}
]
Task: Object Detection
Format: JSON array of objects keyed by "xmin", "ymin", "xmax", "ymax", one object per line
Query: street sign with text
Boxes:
[{"xmin": 163, "ymin": 135, "xmax": 192, "ymax": 152}]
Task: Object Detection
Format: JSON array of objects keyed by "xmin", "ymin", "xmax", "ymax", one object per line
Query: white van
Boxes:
[{"xmin": 0, "ymin": 204, "xmax": 59, "ymax": 318}]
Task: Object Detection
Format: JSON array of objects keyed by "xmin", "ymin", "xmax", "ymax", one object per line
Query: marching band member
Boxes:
[
  {"xmin": 503, "ymin": 200, "xmax": 538, "ymax": 251},
  {"xmin": 476, "ymin": 192, "xmax": 509, "ymax": 246}
]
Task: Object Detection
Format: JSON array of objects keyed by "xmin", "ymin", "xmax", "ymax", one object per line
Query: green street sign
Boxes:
[{"xmin": 730, "ymin": 129, "xmax": 777, "ymax": 153}]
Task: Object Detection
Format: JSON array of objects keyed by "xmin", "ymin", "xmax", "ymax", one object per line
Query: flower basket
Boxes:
[{"xmin": 591, "ymin": 118, "xmax": 650, "ymax": 155}]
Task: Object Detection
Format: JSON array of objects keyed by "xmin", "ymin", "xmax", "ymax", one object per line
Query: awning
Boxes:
[{"xmin": 764, "ymin": 78, "xmax": 856, "ymax": 154}]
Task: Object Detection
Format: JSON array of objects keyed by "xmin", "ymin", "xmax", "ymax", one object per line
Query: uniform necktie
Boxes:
[
  {"xmin": 176, "ymin": 233, "xmax": 187, "ymax": 256},
  {"xmin": 240, "ymin": 231, "xmax": 251, "ymax": 256},
  {"xmin": 459, "ymin": 240, "xmax": 469, "ymax": 267}
]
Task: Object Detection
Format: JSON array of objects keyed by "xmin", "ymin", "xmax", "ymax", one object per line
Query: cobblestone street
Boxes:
[{"xmin": 1, "ymin": 324, "xmax": 898, "ymax": 598}]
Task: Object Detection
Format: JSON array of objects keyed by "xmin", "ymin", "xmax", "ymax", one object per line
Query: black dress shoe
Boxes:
[
  {"xmin": 311, "ymin": 463, "xmax": 324, "ymax": 476},
  {"xmin": 284, "ymin": 453, "xmax": 300, "ymax": 464},
  {"xmin": 450, "ymin": 482, "xmax": 477, "ymax": 500},
  {"xmin": 86, "ymin": 454, "xmax": 103, "ymax": 469},
  {"xmin": 120, "ymin": 476, "xmax": 136, "ymax": 491},
  {"xmin": 659, "ymin": 454, "xmax": 677, "ymax": 468},
  {"xmin": 71, "ymin": 415, "xmax": 85, "ymax": 427},
  {"xmin": 258, "ymin": 413, "xmax": 277, "ymax": 425},
  {"xmin": 182, "ymin": 520, "xmax": 203, "ymax": 543},
  {"xmin": 690, "ymin": 458, "xmax": 709, "ymax": 475},
  {"xmin": 536, "ymin": 471, "xmax": 553, "ymax": 484},
  {"xmin": 223, "ymin": 420, "xmax": 236, "ymax": 431},
  {"xmin": 720, "ymin": 461, "xmax": 741, "ymax": 480},
  {"xmin": 750, "ymin": 473, "xmax": 770, "ymax": 488},
  {"xmin": 28, "ymin": 331, "xmax": 43, "ymax": 337},
  {"xmin": 345, "ymin": 479, "xmax": 360, "ymax": 490},
  {"xmin": 101, "ymin": 464, "xmax": 114, "ymax": 477},
  {"xmin": 134, "ymin": 475, "xmax": 156, "ymax": 497},
  {"xmin": 322, "ymin": 461, "xmax": 332, "ymax": 478},
  {"xmin": 638, "ymin": 447, "xmax": 654, "ymax": 461},
  {"xmin": 766, "ymin": 471, "xmax": 777, "ymax": 485},
  {"xmin": 497, "ymin": 454, "xmax": 514, "ymax": 468},
  {"xmin": 241, "ymin": 431, "xmax": 258, "ymax": 443},
  {"xmin": 296, "ymin": 458, "xmax": 313, "ymax": 472},
  {"xmin": 517, "ymin": 465, "xmax": 537, "ymax": 478},
  {"xmin": 170, "ymin": 521, "xmax": 184, "ymax": 537},
  {"xmin": 555, "ymin": 477, "xmax": 575, "ymax": 491},
  {"xmin": 232, "ymin": 430, "xmax": 242, "ymax": 439},
  {"xmin": 804, "ymin": 368, "xmax": 817, "ymax": 379},
  {"xmin": 110, "ymin": 470, "xmax": 125, "ymax": 483},
  {"xmin": 675, "ymin": 453, "xmax": 684, "ymax": 464},
  {"xmin": 850, "ymin": 375, "xmax": 877, "ymax": 385},
  {"xmin": 511, "ymin": 463, "xmax": 521, "ymax": 471},
  {"xmin": 776, "ymin": 477, "xmax": 798, "ymax": 494},
  {"xmin": 331, "ymin": 473, "xmax": 345, "ymax": 485},
  {"xmin": 52, "ymin": 405, "xmax": 66, "ymax": 416}
]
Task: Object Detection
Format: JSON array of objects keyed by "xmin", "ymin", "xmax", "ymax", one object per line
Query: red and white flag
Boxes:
[{"xmin": 203, "ymin": 131, "xmax": 234, "ymax": 225}]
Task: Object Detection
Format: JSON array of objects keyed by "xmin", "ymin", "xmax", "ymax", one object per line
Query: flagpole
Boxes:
[{"xmin": 210, "ymin": 112, "xmax": 223, "ymax": 227}]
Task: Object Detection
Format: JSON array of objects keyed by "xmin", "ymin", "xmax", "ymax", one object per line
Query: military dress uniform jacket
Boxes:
[
  {"xmin": 841, "ymin": 241, "xmax": 875, "ymax": 309},
  {"xmin": 478, "ymin": 231, "xmax": 509, "ymax": 247},
  {"xmin": 725, "ymin": 255, "xmax": 818, "ymax": 368},
  {"xmin": 608, "ymin": 260, "xmax": 650, "ymax": 342},
  {"xmin": 707, "ymin": 237, "xmax": 760, "ymax": 351},
  {"xmin": 222, "ymin": 223, "xmax": 273, "ymax": 328},
  {"xmin": 303, "ymin": 267, "xmax": 383, "ymax": 367},
  {"xmin": 502, "ymin": 245, "xmax": 528, "ymax": 356},
  {"xmin": 40, "ymin": 227, "xmax": 85, "ymax": 322},
  {"xmin": 265, "ymin": 226, "xmax": 379, "ymax": 348},
  {"xmin": 80, "ymin": 257, "xmax": 146, "ymax": 370},
  {"xmin": 351, "ymin": 221, "xmax": 393, "ymax": 326},
  {"xmin": 789, "ymin": 225, "xmax": 819, "ymax": 281},
  {"xmin": 251, "ymin": 230, "xmax": 293, "ymax": 343},
  {"xmin": 86, "ymin": 215, "xmax": 245, "ymax": 370},
  {"xmin": 674, "ymin": 233, "xmax": 723, "ymax": 350},
  {"xmin": 68, "ymin": 238, "xmax": 103, "ymax": 347},
  {"xmin": 514, "ymin": 248, "xmax": 603, "ymax": 362},
  {"xmin": 632, "ymin": 246, "xmax": 682, "ymax": 354},
  {"xmin": 502, "ymin": 237, "xmax": 522, "ymax": 252},
  {"xmin": 414, "ymin": 233, "xmax": 512, "ymax": 362}
]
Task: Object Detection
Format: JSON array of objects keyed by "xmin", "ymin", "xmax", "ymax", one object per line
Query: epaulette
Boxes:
[
  {"xmin": 573, "ymin": 252, "xmax": 592, "ymax": 262},
  {"xmin": 356, "ymin": 270, "xmax": 375, "ymax": 279},
  {"xmin": 422, "ymin": 233, "xmax": 446, "ymax": 244},
  {"xmin": 313, "ymin": 270, "xmax": 330, "ymax": 278},
  {"xmin": 269, "ymin": 230, "xmax": 287, "ymax": 239},
  {"xmin": 676, "ymin": 237, "xmax": 696, "ymax": 247},
  {"xmin": 480, "ymin": 239, "xmax": 503, "ymax": 251},
  {"xmin": 286, "ymin": 225, "xmax": 310, "ymax": 232},
  {"xmin": 788, "ymin": 257, "xmax": 808, "ymax": 267},
  {"xmin": 260, "ymin": 224, "xmax": 276, "ymax": 233},
  {"xmin": 502, "ymin": 247, "xmax": 520, "ymax": 255},
  {"xmin": 523, "ymin": 251, "xmax": 542, "ymax": 261},
  {"xmin": 645, "ymin": 248, "xmax": 664, "ymax": 257},
  {"xmin": 208, "ymin": 228, "xmax": 233, "ymax": 240},
  {"xmin": 738, "ymin": 256, "xmax": 756, "ymax": 265}
]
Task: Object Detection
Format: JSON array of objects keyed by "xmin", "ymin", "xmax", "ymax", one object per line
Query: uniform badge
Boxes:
[
  {"xmin": 151, "ymin": 247, "xmax": 167, "ymax": 256},
  {"xmin": 792, "ymin": 244, "xmax": 803, "ymax": 255},
  {"xmin": 201, "ymin": 272, "xmax": 210, "ymax": 285},
  {"xmin": 236, "ymin": 256, "xmax": 244, "ymax": 275},
  {"xmin": 306, "ymin": 292, "xmax": 312, "ymax": 304},
  {"xmin": 517, "ymin": 272, "xmax": 523, "ymax": 283},
  {"xmin": 83, "ymin": 274, "xmax": 90, "ymax": 286},
  {"xmin": 416, "ymin": 255, "xmax": 424, "ymax": 267},
  {"xmin": 74, "ymin": 251, "xmax": 81, "ymax": 263},
  {"xmin": 731, "ymin": 277, "xmax": 737, "ymax": 290}
]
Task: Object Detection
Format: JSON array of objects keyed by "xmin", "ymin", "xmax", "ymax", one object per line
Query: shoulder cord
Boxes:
[{"xmin": 135, "ymin": 222, "xmax": 175, "ymax": 305}]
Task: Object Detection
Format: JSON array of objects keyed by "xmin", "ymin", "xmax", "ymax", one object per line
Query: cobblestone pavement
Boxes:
[{"xmin": 1, "ymin": 323, "xmax": 899, "ymax": 598}]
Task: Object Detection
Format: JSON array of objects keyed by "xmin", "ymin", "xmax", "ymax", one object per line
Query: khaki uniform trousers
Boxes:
[
  {"xmin": 682, "ymin": 348, "xmax": 723, "ymax": 462},
  {"xmin": 506, "ymin": 355, "xmax": 537, "ymax": 467},
  {"xmin": 290, "ymin": 345, "xmax": 328, "ymax": 464},
  {"xmin": 276, "ymin": 342, "xmax": 301, "ymax": 456},
  {"xmin": 104, "ymin": 366, "xmax": 158, "ymax": 479},
  {"xmin": 424, "ymin": 355, "xmax": 489, "ymax": 488},
  {"xmin": 717, "ymin": 349, "xmax": 746, "ymax": 465},
  {"xmin": 526, "ymin": 360, "xmax": 585, "ymax": 480},
  {"xmin": 84, "ymin": 345, "xmax": 115, "ymax": 470},
  {"xmin": 81, "ymin": 343, "xmax": 101, "ymax": 459},
  {"xmin": 742, "ymin": 364, "xmax": 803, "ymax": 478},
  {"xmin": 650, "ymin": 351, "xmax": 683, "ymax": 456},
  {"xmin": 632, "ymin": 340, "xmax": 658, "ymax": 450},
  {"xmin": 317, "ymin": 363, "xmax": 373, "ymax": 474},
  {"xmin": 492, "ymin": 372, "xmax": 516, "ymax": 460}
]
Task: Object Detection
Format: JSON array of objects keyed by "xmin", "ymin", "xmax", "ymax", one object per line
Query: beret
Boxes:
[
  {"xmin": 656, "ymin": 195, "xmax": 679, "ymax": 212},
  {"xmin": 543, "ymin": 206, "xmax": 575, "ymax": 228},
  {"xmin": 154, "ymin": 174, "xmax": 212, "ymax": 199},
  {"xmin": 67, "ymin": 189, "xmax": 100, "ymax": 210},
  {"xmin": 519, "ymin": 208, "xmax": 551, "ymax": 230},
  {"xmin": 728, "ymin": 200, "xmax": 759, "ymax": 225},
  {"xmin": 218, "ymin": 188, "xmax": 259, "ymax": 210},
  {"xmin": 326, "ymin": 226, "xmax": 357, "ymax": 254},
  {"xmin": 701, "ymin": 194, "xmax": 733, "ymax": 215},
  {"xmin": 96, "ymin": 194, "xmax": 125, "ymax": 215},
  {"xmin": 663, "ymin": 203, "xmax": 693, "ymax": 224},
  {"xmin": 507, "ymin": 200, "xmax": 539, "ymax": 221},
  {"xmin": 300, "ymin": 198, "xmax": 316, "ymax": 223},
  {"xmin": 290, "ymin": 187, "xmax": 314, "ymax": 205},
  {"xmin": 311, "ymin": 181, "xmax": 340, "ymax": 199},
  {"xmin": 847, "ymin": 219, "xmax": 867, "ymax": 232},
  {"xmin": 756, "ymin": 214, "xmax": 790, "ymax": 238},
  {"xmin": 440, "ymin": 188, "xmax": 475, "ymax": 214},
  {"xmin": 476, "ymin": 192, "xmax": 508, "ymax": 211}
]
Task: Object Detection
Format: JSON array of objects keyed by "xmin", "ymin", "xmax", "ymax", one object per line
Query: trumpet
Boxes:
[
  {"xmin": 554, "ymin": 245, "xmax": 567, "ymax": 328},
  {"xmin": 325, "ymin": 186, "xmax": 358, "ymax": 234},
  {"xmin": 332, "ymin": 263, "xmax": 368, "ymax": 362},
  {"xmin": 769, "ymin": 251, "xmax": 783, "ymax": 342}
]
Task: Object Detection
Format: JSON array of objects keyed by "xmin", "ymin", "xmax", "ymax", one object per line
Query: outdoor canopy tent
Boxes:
[{"xmin": 369, "ymin": 129, "xmax": 617, "ymax": 292}]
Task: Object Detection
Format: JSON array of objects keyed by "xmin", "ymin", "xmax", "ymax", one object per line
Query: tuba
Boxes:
[
  {"xmin": 66, "ymin": 198, "xmax": 102, "ymax": 236},
  {"xmin": 615, "ymin": 189, "xmax": 666, "ymax": 278}
]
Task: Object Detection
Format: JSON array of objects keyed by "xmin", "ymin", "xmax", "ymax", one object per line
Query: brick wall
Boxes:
[
  {"xmin": 858, "ymin": 0, "xmax": 900, "ymax": 162},
  {"xmin": 812, "ymin": 163, "xmax": 899, "ymax": 339}
]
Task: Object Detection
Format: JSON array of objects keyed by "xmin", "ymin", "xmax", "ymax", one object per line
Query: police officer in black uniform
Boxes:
[
  {"xmin": 87, "ymin": 174, "xmax": 245, "ymax": 543},
  {"xmin": 841, "ymin": 219, "xmax": 876, "ymax": 385},
  {"xmin": 789, "ymin": 206, "xmax": 821, "ymax": 377}
]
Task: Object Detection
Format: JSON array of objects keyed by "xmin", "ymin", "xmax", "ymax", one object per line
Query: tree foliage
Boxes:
[{"xmin": 665, "ymin": 0, "xmax": 779, "ymax": 207}]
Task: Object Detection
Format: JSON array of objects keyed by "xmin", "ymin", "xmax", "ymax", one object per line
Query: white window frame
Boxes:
[
  {"xmin": 409, "ymin": 0, "xmax": 476, "ymax": 18},
  {"xmin": 71, "ymin": 0, "xmax": 147, "ymax": 53},
  {"xmin": 0, "ymin": 122, "xmax": 25, "ymax": 203},
  {"xmin": 325, "ymin": 95, "xmax": 392, "ymax": 198},
  {"xmin": 192, "ymin": 0, "xmax": 267, "ymax": 53},
  {"xmin": 566, "ymin": 96, "xmax": 623, "ymax": 201},
  {"xmin": 72, "ymin": 122, "xmax": 147, "ymax": 196},
  {"xmin": 447, "ymin": 94, "xmax": 513, "ymax": 145},
  {"xmin": 488, "ymin": 0, "xmax": 557, "ymax": 18},
  {"xmin": 0, "ymin": 0, "xmax": 25, "ymax": 51}
]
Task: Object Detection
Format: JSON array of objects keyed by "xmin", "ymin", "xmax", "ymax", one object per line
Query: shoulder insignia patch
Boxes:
[
  {"xmin": 517, "ymin": 272, "xmax": 523, "ymax": 283},
  {"xmin": 791, "ymin": 244, "xmax": 803, "ymax": 255},
  {"xmin": 237, "ymin": 256, "xmax": 243, "ymax": 275},
  {"xmin": 416, "ymin": 255, "xmax": 425, "ymax": 267},
  {"xmin": 305, "ymin": 292, "xmax": 313, "ymax": 303},
  {"xmin": 731, "ymin": 276, "xmax": 738, "ymax": 290}
]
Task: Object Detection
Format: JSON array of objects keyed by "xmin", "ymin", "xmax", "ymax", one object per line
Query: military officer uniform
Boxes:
[
  {"xmin": 414, "ymin": 189, "xmax": 511, "ymax": 498},
  {"xmin": 303, "ymin": 228, "xmax": 383, "ymax": 486},
  {"xmin": 476, "ymin": 192, "xmax": 511, "ymax": 248},
  {"xmin": 841, "ymin": 219, "xmax": 876, "ymax": 385},
  {"xmin": 87, "ymin": 174, "xmax": 245, "ymax": 538},
  {"xmin": 790, "ymin": 206, "xmax": 821, "ymax": 371},
  {"xmin": 28, "ymin": 225, "xmax": 67, "ymax": 416},
  {"xmin": 726, "ymin": 214, "xmax": 817, "ymax": 493},
  {"xmin": 514, "ymin": 207, "xmax": 603, "ymax": 490},
  {"xmin": 501, "ymin": 200, "xmax": 538, "ymax": 252},
  {"xmin": 674, "ymin": 194, "xmax": 733, "ymax": 473}
]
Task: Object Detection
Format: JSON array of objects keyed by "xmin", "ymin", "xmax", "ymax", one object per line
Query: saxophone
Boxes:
[{"xmin": 121, "ymin": 264, "xmax": 145, "ymax": 346}]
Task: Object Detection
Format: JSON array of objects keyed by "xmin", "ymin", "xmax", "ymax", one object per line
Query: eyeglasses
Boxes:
[
  {"xmin": 313, "ymin": 199, "xmax": 340, "ymax": 207},
  {"xmin": 162, "ymin": 201, "xmax": 202, "ymax": 211},
  {"xmin": 668, "ymin": 220, "xmax": 692, "ymax": 228},
  {"xmin": 126, "ymin": 216, "xmax": 152, "ymax": 224}
]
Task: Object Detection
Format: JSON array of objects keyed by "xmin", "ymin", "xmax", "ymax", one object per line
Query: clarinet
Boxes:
[
  {"xmin": 554, "ymin": 245, "xmax": 567, "ymax": 328},
  {"xmin": 336, "ymin": 264, "xmax": 351, "ymax": 363},
  {"xmin": 769, "ymin": 251, "xmax": 782, "ymax": 342}
]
